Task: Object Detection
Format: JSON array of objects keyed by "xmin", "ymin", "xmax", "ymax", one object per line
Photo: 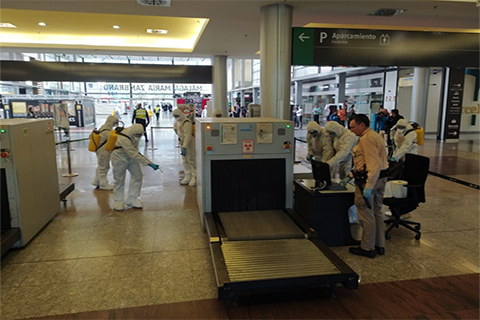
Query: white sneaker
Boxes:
[
  {"xmin": 99, "ymin": 184, "xmax": 114, "ymax": 191},
  {"xmin": 188, "ymin": 176, "xmax": 196, "ymax": 187},
  {"xmin": 126, "ymin": 198, "xmax": 143, "ymax": 209},
  {"xmin": 113, "ymin": 201, "xmax": 125, "ymax": 211},
  {"xmin": 180, "ymin": 175, "xmax": 191, "ymax": 185}
]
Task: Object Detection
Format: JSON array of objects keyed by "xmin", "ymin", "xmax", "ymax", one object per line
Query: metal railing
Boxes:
[
  {"xmin": 55, "ymin": 137, "xmax": 89, "ymax": 177},
  {"xmin": 149, "ymin": 125, "xmax": 174, "ymax": 150}
]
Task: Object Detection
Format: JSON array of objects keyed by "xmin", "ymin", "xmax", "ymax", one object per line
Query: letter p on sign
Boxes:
[{"xmin": 320, "ymin": 32, "xmax": 328, "ymax": 43}]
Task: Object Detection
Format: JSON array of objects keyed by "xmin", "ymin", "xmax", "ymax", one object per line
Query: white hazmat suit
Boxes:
[
  {"xmin": 111, "ymin": 124, "xmax": 159, "ymax": 211},
  {"xmin": 173, "ymin": 108, "xmax": 196, "ymax": 186},
  {"xmin": 306, "ymin": 121, "xmax": 334, "ymax": 162},
  {"xmin": 391, "ymin": 119, "xmax": 418, "ymax": 161},
  {"xmin": 92, "ymin": 115, "xmax": 118, "ymax": 190},
  {"xmin": 325, "ymin": 121, "xmax": 358, "ymax": 179}
]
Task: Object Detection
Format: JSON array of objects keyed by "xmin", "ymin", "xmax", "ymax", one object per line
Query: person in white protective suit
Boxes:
[
  {"xmin": 390, "ymin": 119, "xmax": 418, "ymax": 162},
  {"xmin": 92, "ymin": 115, "xmax": 118, "ymax": 190},
  {"xmin": 306, "ymin": 121, "xmax": 334, "ymax": 163},
  {"xmin": 325, "ymin": 120, "xmax": 358, "ymax": 179},
  {"xmin": 111, "ymin": 124, "xmax": 160, "ymax": 211},
  {"xmin": 173, "ymin": 108, "xmax": 196, "ymax": 186},
  {"xmin": 213, "ymin": 108, "xmax": 223, "ymax": 117}
]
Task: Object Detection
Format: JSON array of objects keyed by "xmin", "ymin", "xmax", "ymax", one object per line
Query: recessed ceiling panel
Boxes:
[{"xmin": 0, "ymin": 9, "xmax": 209, "ymax": 52}]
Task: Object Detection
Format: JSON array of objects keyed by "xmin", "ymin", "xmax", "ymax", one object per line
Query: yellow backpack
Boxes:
[
  {"xmin": 88, "ymin": 129, "xmax": 110, "ymax": 152},
  {"xmin": 182, "ymin": 119, "xmax": 195, "ymax": 138},
  {"xmin": 104, "ymin": 127, "xmax": 124, "ymax": 152},
  {"xmin": 104, "ymin": 121, "xmax": 132, "ymax": 151},
  {"xmin": 406, "ymin": 122, "xmax": 424, "ymax": 146}
]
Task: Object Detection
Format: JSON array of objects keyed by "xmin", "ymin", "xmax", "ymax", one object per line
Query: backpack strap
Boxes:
[
  {"xmin": 118, "ymin": 132, "xmax": 135, "ymax": 144},
  {"xmin": 182, "ymin": 119, "xmax": 195, "ymax": 136},
  {"xmin": 98, "ymin": 140, "xmax": 108, "ymax": 149},
  {"xmin": 404, "ymin": 128, "xmax": 416, "ymax": 136},
  {"xmin": 404, "ymin": 128, "xmax": 418, "ymax": 145}
]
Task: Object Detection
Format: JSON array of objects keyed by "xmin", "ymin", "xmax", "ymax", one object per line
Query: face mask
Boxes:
[
  {"xmin": 174, "ymin": 116, "xmax": 179, "ymax": 119},
  {"xmin": 328, "ymin": 132, "xmax": 336, "ymax": 138},
  {"xmin": 309, "ymin": 131, "xmax": 318, "ymax": 138}
]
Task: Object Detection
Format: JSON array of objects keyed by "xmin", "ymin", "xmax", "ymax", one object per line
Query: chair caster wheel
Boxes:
[
  {"xmin": 414, "ymin": 226, "xmax": 420, "ymax": 231},
  {"xmin": 415, "ymin": 234, "xmax": 421, "ymax": 240},
  {"xmin": 385, "ymin": 233, "xmax": 391, "ymax": 240}
]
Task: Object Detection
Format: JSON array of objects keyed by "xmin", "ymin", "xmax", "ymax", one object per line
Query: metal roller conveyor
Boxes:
[
  {"xmin": 223, "ymin": 239, "xmax": 341, "ymax": 282},
  {"xmin": 206, "ymin": 209, "xmax": 359, "ymax": 302}
]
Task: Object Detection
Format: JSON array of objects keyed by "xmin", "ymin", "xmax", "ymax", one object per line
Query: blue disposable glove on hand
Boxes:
[
  {"xmin": 339, "ymin": 176, "xmax": 351, "ymax": 187},
  {"xmin": 307, "ymin": 154, "xmax": 314, "ymax": 163},
  {"xmin": 363, "ymin": 188, "xmax": 373, "ymax": 199},
  {"xmin": 149, "ymin": 163, "xmax": 160, "ymax": 171},
  {"xmin": 181, "ymin": 148, "xmax": 187, "ymax": 156},
  {"xmin": 390, "ymin": 157, "xmax": 397, "ymax": 162}
]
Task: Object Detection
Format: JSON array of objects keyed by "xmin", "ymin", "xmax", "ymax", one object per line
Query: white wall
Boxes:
[
  {"xmin": 460, "ymin": 74, "xmax": 480, "ymax": 133},
  {"xmin": 396, "ymin": 86, "xmax": 412, "ymax": 120},
  {"xmin": 424, "ymin": 72, "xmax": 443, "ymax": 133}
]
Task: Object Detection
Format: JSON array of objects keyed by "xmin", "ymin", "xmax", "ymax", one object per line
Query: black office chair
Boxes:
[{"xmin": 383, "ymin": 153, "xmax": 430, "ymax": 240}]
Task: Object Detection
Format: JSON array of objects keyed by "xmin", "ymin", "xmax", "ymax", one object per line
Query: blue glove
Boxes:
[
  {"xmin": 181, "ymin": 148, "xmax": 187, "ymax": 156},
  {"xmin": 339, "ymin": 176, "xmax": 351, "ymax": 187},
  {"xmin": 149, "ymin": 163, "xmax": 160, "ymax": 171},
  {"xmin": 307, "ymin": 154, "xmax": 314, "ymax": 162},
  {"xmin": 363, "ymin": 188, "xmax": 373, "ymax": 199},
  {"xmin": 390, "ymin": 157, "xmax": 397, "ymax": 162}
]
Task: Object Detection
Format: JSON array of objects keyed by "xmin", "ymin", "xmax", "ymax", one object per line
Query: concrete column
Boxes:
[
  {"xmin": 295, "ymin": 81, "xmax": 303, "ymax": 107},
  {"xmin": 240, "ymin": 90, "xmax": 246, "ymax": 107},
  {"xmin": 411, "ymin": 67, "xmax": 430, "ymax": 127},
  {"xmin": 252, "ymin": 88, "xmax": 258, "ymax": 104},
  {"xmin": 212, "ymin": 55, "xmax": 228, "ymax": 116},
  {"xmin": 260, "ymin": 3, "xmax": 293, "ymax": 119},
  {"xmin": 335, "ymin": 73, "xmax": 346, "ymax": 105}
]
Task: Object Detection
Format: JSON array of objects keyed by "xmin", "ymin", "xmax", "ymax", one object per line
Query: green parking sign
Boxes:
[{"xmin": 292, "ymin": 28, "xmax": 314, "ymax": 65}]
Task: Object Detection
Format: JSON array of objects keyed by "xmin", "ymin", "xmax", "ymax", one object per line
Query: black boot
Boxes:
[{"xmin": 349, "ymin": 247, "xmax": 376, "ymax": 258}]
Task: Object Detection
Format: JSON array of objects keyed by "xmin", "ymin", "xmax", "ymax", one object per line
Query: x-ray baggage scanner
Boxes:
[
  {"xmin": 1, "ymin": 119, "xmax": 60, "ymax": 255},
  {"xmin": 195, "ymin": 118, "xmax": 358, "ymax": 302}
]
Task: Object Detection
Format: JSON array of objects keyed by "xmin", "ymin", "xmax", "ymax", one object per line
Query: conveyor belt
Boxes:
[
  {"xmin": 1, "ymin": 229, "xmax": 21, "ymax": 256},
  {"xmin": 59, "ymin": 183, "xmax": 75, "ymax": 201},
  {"xmin": 206, "ymin": 210, "xmax": 359, "ymax": 302},
  {"xmin": 219, "ymin": 210, "xmax": 305, "ymax": 240},
  {"xmin": 222, "ymin": 239, "xmax": 341, "ymax": 282}
]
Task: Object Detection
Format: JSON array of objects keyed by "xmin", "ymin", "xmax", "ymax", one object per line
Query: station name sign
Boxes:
[
  {"xmin": 292, "ymin": 27, "xmax": 480, "ymax": 68},
  {"xmin": 86, "ymin": 83, "xmax": 210, "ymax": 94}
]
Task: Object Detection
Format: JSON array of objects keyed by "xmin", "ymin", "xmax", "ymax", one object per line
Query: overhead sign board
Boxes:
[{"xmin": 292, "ymin": 27, "xmax": 480, "ymax": 68}]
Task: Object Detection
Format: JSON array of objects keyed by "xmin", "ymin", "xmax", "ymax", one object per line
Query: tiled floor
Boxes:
[{"xmin": 1, "ymin": 113, "xmax": 479, "ymax": 319}]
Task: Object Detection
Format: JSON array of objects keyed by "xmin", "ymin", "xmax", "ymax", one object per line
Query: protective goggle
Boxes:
[
  {"xmin": 308, "ymin": 130, "xmax": 318, "ymax": 135},
  {"xmin": 397, "ymin": 125, "xmax": 406, "ymax": 130}
]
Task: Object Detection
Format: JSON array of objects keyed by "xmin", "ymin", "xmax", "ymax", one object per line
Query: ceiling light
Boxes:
[
  {"xmin": 38, "ymin": 22, "xmax": 46, "ymax": 26},
  {"xmin": 137, "ymin": 0, "xmax": 171, "ymax": 7},
  {"xmin": 113, "ymin": 25, "xmax": 120, "ymax": 29},
  {"xmin": 146, "ymin": 29, "xmax": 168, "ymax": 34},
  {"xmin": 368, "ymin": 8, "xmax": 405, "ymax": 17},
  {"xmin": 0, "ymin": 23, "xmax": 17, "ymax": 28}
]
